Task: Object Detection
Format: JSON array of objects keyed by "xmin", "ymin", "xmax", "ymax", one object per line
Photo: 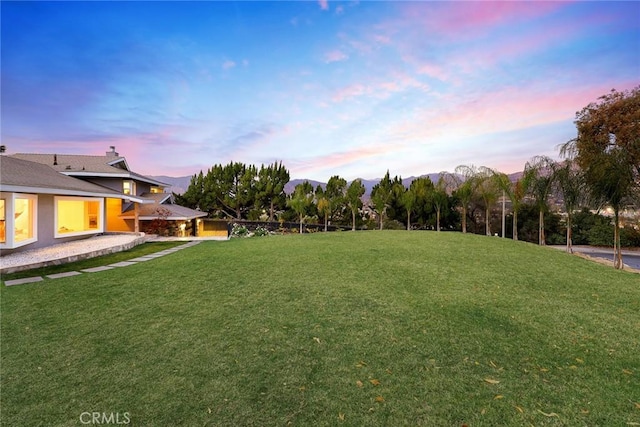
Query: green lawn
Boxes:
[{"xmin": 1, "ymin": 231, "xmax": 638, "ymax": 426}]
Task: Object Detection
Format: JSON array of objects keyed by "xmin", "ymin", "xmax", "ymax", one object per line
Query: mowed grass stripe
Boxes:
[{"xmin": 1, "ymin": 231, "xmax": 638, "ymax": 426}]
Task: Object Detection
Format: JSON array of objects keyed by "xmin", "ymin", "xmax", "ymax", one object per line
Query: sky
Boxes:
[{"xmin": 1, "ymin": 1, "xmax": 638, "ymax": 181}]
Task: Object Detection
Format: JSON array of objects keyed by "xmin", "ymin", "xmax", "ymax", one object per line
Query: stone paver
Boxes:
[
  {"xmin": 81, "ymin": 266, "xmax": 114, "ymax": 273},
  {"xmin": 4, "ymin": 240, "xmax": 205, "ymax": 286},
  {"xmin": 4, "ymin": 276, "xmax": 44, "ymax": 286},
  {"xmin": 108, "ymin": 261, "xmax": 138, "ymax": 268},
  {"xmin": 46, "ymin": 271, "xmax": 82, "ymax": 279}
]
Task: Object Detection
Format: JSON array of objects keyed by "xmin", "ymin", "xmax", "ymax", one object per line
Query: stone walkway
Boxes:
[{"xmin": 3, "ymin": 241, "xmax": 201, "ymax": 287}]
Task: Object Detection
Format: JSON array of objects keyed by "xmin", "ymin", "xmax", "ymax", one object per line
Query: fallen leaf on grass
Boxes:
[
  {"xmin": 633, "ymin": 401, "xmax": 640, "ymax": 410},
  {"xmin": 576, "ymin": 358, "xmax": 584, "ymax": 364},
  {"xmin": 338, "ymin": 412, "xmax": 345, "ymax": 421},
  {"xmin": 623, "ymin": 369, "xmax": 633, "ymax": 375},
  {"xmin": 484, "ymin": 378, "xmax": 500, "ymax": 384},
  {"xmin": 580, "ymin": 409, "xmax": 589, "ymax": 414},
  {"xmin": 207, "ymin": 408, "xmax": 212, "ymax": 414},
  {"xmin": 626, "ymin": 423, "xmax": 640, "ymax": 426},
  {"xmin": 355, "ymin": 361, "xmax": 367, "ymax": 368},
  {"xmin": 356, "ymin": 380, "xmax": 363, "ymax": 388},
  {"xmin": 494, "ymin": 395, "xmax": 504, "ymax": 400},
  {"xmin": 540, "ymin": 368, "xmax": 549, "ymax": 372},
  {"xmin": 370, "ymin": 379, "xmax": 381, "ymax": 386},
  {"xmin": 313, "ymin": 337, "xmax": 321, "ymax": 344},
  {"xmin": 375, "ymin": 396, "xmax": 385, "ymax": 403},
  {"xmin": 537, "ymin": 410, "xmax": 559, "ymax": 417},
  {"xmin": 515, "ymin": 406, "xmax": 524, "ymax": 413}
]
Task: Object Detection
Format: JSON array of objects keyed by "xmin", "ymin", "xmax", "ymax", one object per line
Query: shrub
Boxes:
[
  {"xmin": 230, "ymin": 223, "xmax": 249, "ymax": 238},
  {"xmin": 254, "ymin": 226, "xmax": 270, "ymax": 237}
]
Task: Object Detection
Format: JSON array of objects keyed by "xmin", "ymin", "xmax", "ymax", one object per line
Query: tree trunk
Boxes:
[
  {"xmin": 352, "ymin": 209, "xmax": 356, "ymax": 231},
  {"xmin": 436, "ymin": 208, "xmax": 441, "ymax": 232},
  {"xmin": 379, "ymin": 210, "xmax": 384, "ymax": 230},
  {"xmin": 269, "ymin": 200, "xmax": 275, "ymax": 222},
  {"xmin": 462, "ymin": 206, "xmax": 467, "ymax": 233},
  {"xmin": 513, "ymin": 209, "xmax": 518, "ymax": 241},
  {"xmin": 299, "ymin": 214, "xmax": 303, "ymax": 234},
  {"xmin": 324, "ymin": 214, "xmax": 328, "ymax": 232},
  {"xmin": 566, "ymin": 214, "xmax": 573, "ymax": 254},
  {"xmin": 485, "ymin": 208, "xmax": 491, "ymax": 236},
  {"xmin": 614, "ymin": 210, "xmax": 623, "ymax": 269},
  {"xmin": 539, "ymin": 209, "xmax": 545, "ymax": 245},
  {"xmin": 407, "ymin": 209, "xmax": 411, "ymax": 231}
]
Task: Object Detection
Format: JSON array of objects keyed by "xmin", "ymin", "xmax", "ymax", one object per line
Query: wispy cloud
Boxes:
[
  {"xmin": 318, "ymin": 0, "xmax": 329, "ymax": 11},
  {"xmin": 324, "ymin": 50, "xmax": 348, "ymax": 63},
  {"xmin": 222, "ymin": 60, "xmax": 236, "ymax": 70}
]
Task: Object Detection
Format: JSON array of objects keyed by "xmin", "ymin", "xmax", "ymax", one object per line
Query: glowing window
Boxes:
[
  {"xmin": 55, "ymin": 197, "xmax": 104, "ymax": 237},
  {"xmin": 123, "ymin": 180, "xmax": 136, "ymax": 195},
  {"xmin": 0, "ymin": 199, "xmax": 5, "ymax": 243},
  {"xmin": 150, "ymin": 186, "xmax": 164, "ymax": 194},
  {"xmin": 14, "ymin": 197, "xmax": 35, "ymax": 242}
]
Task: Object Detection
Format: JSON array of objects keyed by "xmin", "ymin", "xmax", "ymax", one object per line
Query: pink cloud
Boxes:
[
  {"xmin": 402, "ymin": 2, "xmax": 568, "ymax": 39},
  {"xmin": 318, "ymin": 0, "xmax": 329, "ymax": 11},
  {"xmin": 290, "ymin": 144, "xmax": 392, "ymax": 178},
  {"xmin": 222, "ymin": 60, "xmax": 236, "ymax": 70},
  {"xmin": 332, "ymin": 74, "xmax": 428, "ymax": 103},
  {"xmin": 324, "ymin": 50, "xmax": 348, "ymax": 63}
]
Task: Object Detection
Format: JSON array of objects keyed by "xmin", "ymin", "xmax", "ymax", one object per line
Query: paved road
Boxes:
[{"xmin": 564, "ymin": 246, "xmax": 640, "ymax": 270}]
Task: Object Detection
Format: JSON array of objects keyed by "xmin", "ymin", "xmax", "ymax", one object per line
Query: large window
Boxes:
[
  {"xmin": 0, "ymin": 199, "xmax": 5, "ymax": 243},
  {"xmin": 55, "ymin": 197, "xmax": 104, "ymax": 237},
  {"xmin": 14, "ymin": 197, "xmax": 35, "ymax": 242},
  {"xmin": 0, "ymin": 193, "xmax": 38, "ymax": 249}
]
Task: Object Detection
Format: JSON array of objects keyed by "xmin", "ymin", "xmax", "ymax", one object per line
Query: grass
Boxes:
[
  {"xmin": 0, "ymin": 241, "xmax": 185, "ymax": 281},
  {"xmin": 1, "ymin": 231, "xmax": 638, "ymax": 426}
]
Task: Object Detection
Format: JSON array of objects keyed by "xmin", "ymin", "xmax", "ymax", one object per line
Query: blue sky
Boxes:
[{"xmin": 2, "ymin": 1, "xmax": 638, "ymax": 181}]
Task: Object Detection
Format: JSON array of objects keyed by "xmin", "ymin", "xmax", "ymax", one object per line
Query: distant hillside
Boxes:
[
  {"xmin": 151, "ymin": 175, "xmax": 193, "ymax": 194},
  {"xmin": 157, "ymin": 171, "xmax": 523, "ymax": 196}
]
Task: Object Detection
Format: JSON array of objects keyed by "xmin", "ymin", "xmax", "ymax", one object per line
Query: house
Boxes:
[{"xmin": 1, "ymin": 147, "xmax": 207, "ymax": 254}]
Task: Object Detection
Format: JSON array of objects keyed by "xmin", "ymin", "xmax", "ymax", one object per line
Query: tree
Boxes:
[
  {"xmin": 473, "ymin": 167, "xmax": 500, "ymax": 236},
  {"xmin": 563, "ymin": 87, "xmax": 640, "ymax": 269},
  {"xmin": 398, "ymin": 184, "xmax": 415, "ymax": 231},
  {"xmin": 325, "ymin": 175, "xmax": 347, "ymax": 226},
  {"xmin": 346, "ymin": 179, "xmax": 365, "ymax": 231},
  {"xmin": 256, "ymin": 161, "xmax": 289, "ymax": 221},
  {"xmin": 431, "ymin": 176, "xmax": 449, "ymax": 232},
  {"xmin": 315, "ymin": 185, "xmax": 331, "ymax": 232},
  {"xmin": 491, "ymin": 171, "xmax": 528, "ymax": 241},
  {"xmin": 370, "ymin": 171, "xmax": 394, "ymax": 230},
  {"xmin": 523, "ymin": 156, "xmax": 556, "ymax": 245},
  {"xmin": 409, "ymin": 177, "xmax": 434, "ymax": 229},
  {"xmin": 287, "ymin": 181, "xmax": 314, "ymax": 234},
  {"xmin": 552, "ymin": 158, "xmax": 586, "ymax": 253},
  {"xmin": 453, "ymin": 165, "xmax": 480, "ymax": 233}
]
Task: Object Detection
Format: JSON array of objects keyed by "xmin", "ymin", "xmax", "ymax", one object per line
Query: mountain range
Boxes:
[{"xmin": 152, "ymin": 172, "xmax": 523, "ymax": 196}]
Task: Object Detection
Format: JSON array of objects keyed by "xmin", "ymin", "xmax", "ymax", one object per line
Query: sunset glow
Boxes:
[{"xmin": 2, "ymin": 1, "xmax": 638, "ymax": 180}]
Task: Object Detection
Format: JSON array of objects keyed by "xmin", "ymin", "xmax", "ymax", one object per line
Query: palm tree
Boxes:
[
  {"xmin": 287, "ymin": 181, "xmax": 314, "ymax": 234},
  {"xmin": 552, "ymin": 155, "xmax": 586, "ymax": 253},
  {"xmin": 476, "ymin": 167, "xmax": 499, "ymax": 236},
  {"xmin": 491, "ymin": 170, "xmax": 528, "ymax": 241},
  {"xmin": 453, "ymin": 165, "xmax": 480, "ymax": 233},
  {"xmin": 523, "ymin": 156, "xmax": 556, "ymax": 245},
  {"xmin": 431, "ymin": 175, "xmax": 449, "ymax": 232}
]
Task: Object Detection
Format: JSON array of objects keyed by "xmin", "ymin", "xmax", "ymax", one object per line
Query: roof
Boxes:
[
  {"xmin": 121, "ymin": 202, "xmax": 207, "ymax": 220},
  {"xmin": 0, "ymin": 156, "xmax": 134, "ymax": 198},
  {"xmin": 10, "ymin": 153, "xmax": 169, "ymax": 187}
]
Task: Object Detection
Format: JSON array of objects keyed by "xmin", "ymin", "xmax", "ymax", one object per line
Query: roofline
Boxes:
[
  {"xmin": 61, "ymin": 171, "xmax": 169, "ymax": 186},
  {"xmin": 106, "ymin": 157, "xmax": 130, "ymax": 171},
  {"xmin": 0, "ymin": 184, "xmax": 145, "ymax": 202},
  {"xmin": 121, "ymin": 212, "xmax": 208, "ymax": 220}
]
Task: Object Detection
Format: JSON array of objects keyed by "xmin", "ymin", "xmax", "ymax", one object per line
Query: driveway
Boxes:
[{"xmin": 552, "ymin": 245, "xmax": 640, "ymax": 270}]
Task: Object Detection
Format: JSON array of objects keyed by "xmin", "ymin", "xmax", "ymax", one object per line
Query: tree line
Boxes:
[{"xmin": 176, "ymin": 87, "xmax": 639, "ymax": 269}]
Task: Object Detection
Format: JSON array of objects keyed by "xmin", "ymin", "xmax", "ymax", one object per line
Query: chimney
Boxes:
[
  {"xmin": 53, "ymin": 154, "xmax": 58, "ymax": 165},
  {"xmin": 106, "ymin": 146, "xmax": 119, "ymax": 157}
]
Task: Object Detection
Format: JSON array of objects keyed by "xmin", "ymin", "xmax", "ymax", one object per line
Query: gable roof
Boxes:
[
  {"xmin": 10, "ymin": 153, "xmax": 168, "ymax": 187},
  {"xmin": 121, "ymin": 202, "xmax": 207, "ymax": 220},
  {"xmin": 0, "ymin": 156, "xmax": 144, "ymax": 200}
]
